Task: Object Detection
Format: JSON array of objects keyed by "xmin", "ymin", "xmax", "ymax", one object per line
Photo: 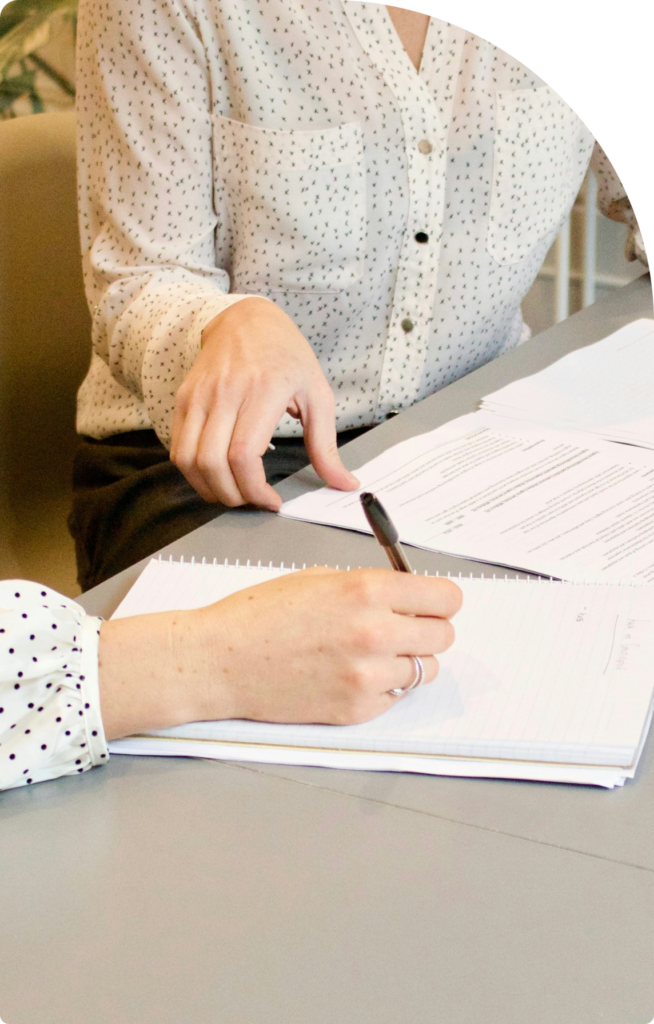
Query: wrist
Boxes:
[
  {"xmin": 201, "ymin": 296, "xmax": 273, "ymax": 348},
  {"xmin": 98, "ymin": 608, "xmax": 234, "ymax": 740}
]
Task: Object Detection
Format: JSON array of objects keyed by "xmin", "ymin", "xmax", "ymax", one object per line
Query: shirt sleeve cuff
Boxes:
[
  {"xmin": 0, "ymin": 582, "xmax": 109, "ymax": 791},
  {"xmin": 79, "ymin": 613, "xmax": 109, "ymax": 768}
]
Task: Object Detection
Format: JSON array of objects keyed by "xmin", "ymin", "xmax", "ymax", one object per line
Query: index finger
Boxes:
[
  {"xmin": 227, "ymin": 396, "xmax": 290, "ymax": 510},
  {"xmin": 350, "ymin": 569, "xmax": 463, "ymax": 619}
]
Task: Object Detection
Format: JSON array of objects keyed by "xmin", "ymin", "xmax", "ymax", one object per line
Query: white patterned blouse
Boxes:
[
  {"xmin": 0, "ymin": 582, "xmax": 108, "ymax": 793},
  {"xmin": 75, "ymin": 0, "xmax": 634, "ymax": 448}
]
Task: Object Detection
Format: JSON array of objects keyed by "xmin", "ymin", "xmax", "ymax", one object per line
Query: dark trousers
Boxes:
[{"xmin": 69, "ymin": 427, "xmax": 369, "ymax": 592}]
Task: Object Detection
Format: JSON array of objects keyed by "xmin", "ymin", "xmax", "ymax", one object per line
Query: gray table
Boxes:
[{"xmin": 2, "ymin": 276, "xmax": 653, "ymax": 1024}]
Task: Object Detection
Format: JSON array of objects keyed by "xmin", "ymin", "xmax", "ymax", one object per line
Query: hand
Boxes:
[
  {"xmin": 98, "ymin": 568, "xmax": 462, "ymax": 739},
  {"xmin": 170, "ymin": 298, "xmax": 359, "ymax": 510}
]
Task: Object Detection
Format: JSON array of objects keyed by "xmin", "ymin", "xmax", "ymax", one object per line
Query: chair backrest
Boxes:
[{"xmin": 0, "ymin": 110, "xmax": 91, "ymax": 579}]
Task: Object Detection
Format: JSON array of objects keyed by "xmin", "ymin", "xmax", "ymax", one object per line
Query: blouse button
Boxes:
[
  {"xmin": 385, "ymin": 409, "xmax": 400, "ymax": 420},
  {"xmin": 415, "ymin": 231, "xmax": 429, "ymax": 244},
  {"xmin": 417, "ymin": 139, "xmax": 433, "ymax": 155},
  {"xmin": 401, "ymin": 318, "xmax": 415, "ymax": 333}
]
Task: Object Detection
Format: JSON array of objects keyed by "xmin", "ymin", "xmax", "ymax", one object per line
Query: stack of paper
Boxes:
[
  {"xmin": 481, "ymin": 318, "xmax": 654, "ymax": 449},
  {"xmin": 109, "ymin": 559, "xmax": 654, "ymax": 788}
]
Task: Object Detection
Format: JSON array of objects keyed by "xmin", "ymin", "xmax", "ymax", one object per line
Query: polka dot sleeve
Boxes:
[{"xmin": 0, "ymin": 581, "xmax": 108, "ymax": 793}]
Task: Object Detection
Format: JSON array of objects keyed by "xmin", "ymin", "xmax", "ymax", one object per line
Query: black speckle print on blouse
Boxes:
[{"xmin": 75, "ymin": 1, "xmax": 628, "ymax": 446}]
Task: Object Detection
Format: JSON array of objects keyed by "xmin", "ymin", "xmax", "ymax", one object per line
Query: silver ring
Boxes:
[{"xmin": 389, "ymin": 655, "xmax": 425, "ymax": 697}]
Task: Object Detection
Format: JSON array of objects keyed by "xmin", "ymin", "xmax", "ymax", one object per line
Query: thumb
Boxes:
[{"xmin": 300, "ymin": 386, "xmax": 360, "ymax": 492}]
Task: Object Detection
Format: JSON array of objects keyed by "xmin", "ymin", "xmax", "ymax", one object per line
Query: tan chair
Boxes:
[{"xmin": 0, "ymin": 110, "xmax": 91, "ymax": 595}]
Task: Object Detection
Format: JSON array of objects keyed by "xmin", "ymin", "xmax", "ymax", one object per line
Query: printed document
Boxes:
[
  {"xmin": 481, "ymin": 318, "xmax": 654, "ymax": 449},
  {"xmin": 280, "ymin": 411, "xmax": 654, "ymax": 583}
]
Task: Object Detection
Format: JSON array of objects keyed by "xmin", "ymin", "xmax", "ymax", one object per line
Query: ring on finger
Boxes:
[{"xmin": 388, "ymin": 655, "xmax": 425, "ymax": 697}]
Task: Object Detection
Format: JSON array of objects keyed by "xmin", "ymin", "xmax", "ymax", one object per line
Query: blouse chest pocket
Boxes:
[
  {"xmin": 212, "ymin": 115, "xmax": 366, "ymax": 294},
  {"xmin": 487, "ymin": 86, "xmax": 595, "ymax": 266}
]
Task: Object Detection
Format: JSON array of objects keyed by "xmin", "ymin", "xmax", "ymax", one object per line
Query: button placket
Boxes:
[
  {"xmin": 341, "ymin": 5, "xmax": 449, "ymax": 419},
  {"xmin": 377, "ymin": 113, "xmax": 445, "ymax": 418}
]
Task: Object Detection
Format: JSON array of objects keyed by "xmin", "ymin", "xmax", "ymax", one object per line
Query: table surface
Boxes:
[{"xmin": 1, "ymin": 276, "xmax": 653, "ymax": 1024}]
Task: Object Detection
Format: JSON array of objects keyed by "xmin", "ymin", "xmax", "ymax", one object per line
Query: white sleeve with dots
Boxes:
[{"xmin": 0, "ymin": 581, "xmax": 108, "ymax": 793}]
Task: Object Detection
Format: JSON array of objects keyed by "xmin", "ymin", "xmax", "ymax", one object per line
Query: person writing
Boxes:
[
  {"xmin": 69, "ymin": 1, "xmax": 645, "ymax": 590},
  {"xmin": 0, "ymin": 569, "xmax": 462, "ymax": 792}
]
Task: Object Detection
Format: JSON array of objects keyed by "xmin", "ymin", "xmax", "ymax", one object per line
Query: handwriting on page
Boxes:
[{"xmin": 604, "ymin": 618, "xmax": 651, "ymax": 674}]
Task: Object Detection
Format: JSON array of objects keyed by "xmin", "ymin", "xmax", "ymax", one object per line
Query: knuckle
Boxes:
[
  {"xmin": 171, "ymin": 451, "xmax": 192, "ymax": 475},
  {"xmin": 257, "ymin": 369, "xmax": 280, "ymax": 392},
  {"xmin": 343, "ymin": 571, "xmax": 378, "ymax": 607},
  {"xmin": 228, "ymin": 440, "xmax": 254, "ymax": 469},
  {"xmin": 195, "ymin": 452, "xmax": 214, "ymax": 476},
  {"xmin": 212, "ymin": 375, "xmax": 232, "ymax": 398},
  {"xmin": 349, "ymin": 620, "xmax": 383, "ymax": 655},
  {"xmin": 342, "ymin": 660, "xmax": 373, "ymax": 693}
]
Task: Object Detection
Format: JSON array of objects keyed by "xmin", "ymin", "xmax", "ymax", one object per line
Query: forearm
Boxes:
[
  {"xmin": 76, "ymin": 0, "xmax": 268, "ymax": 444},
  {"xmin": 2, "ymin": 569, "xmax": 461, "ymax": 789},
  {"xmin": 97, "ymin": 609, "xmax": 235, "ymax": 740}
]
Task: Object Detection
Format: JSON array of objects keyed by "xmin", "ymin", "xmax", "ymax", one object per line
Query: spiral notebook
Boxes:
[{"xmin": 108, "ymin": 558, "xmax": 654, "ymax": 788}]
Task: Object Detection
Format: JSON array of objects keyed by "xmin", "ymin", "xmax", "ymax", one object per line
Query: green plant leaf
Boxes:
[
  {"xmin": 0, "ymin": 65, "xmax": 37, "ymax": 112},
  {"xmin": 28, "ymin": 51, "xmax": 74, "ymax": 95},
  {"xmin": 0, "ymin": 0, "xmax": 76, "ymax": 76}
]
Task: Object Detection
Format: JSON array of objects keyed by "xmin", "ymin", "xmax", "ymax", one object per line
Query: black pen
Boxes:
[{"xmin": 360, "ymin": 492, "xmax": 413, "ymax": 573}]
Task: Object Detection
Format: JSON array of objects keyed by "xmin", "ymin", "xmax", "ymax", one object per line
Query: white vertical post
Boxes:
[
  {"xmin": 555, "ymin": 214, "xmax": 571, "ymax": 323},
  {"xmin": 583, "ymin": 171, "xmax": 598, "ymax": 308}
]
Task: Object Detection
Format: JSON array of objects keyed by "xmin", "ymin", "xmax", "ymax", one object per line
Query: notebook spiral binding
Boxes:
[{"xmin": 154, "ymin": 552, "xmax": 641, "ymax": 586}]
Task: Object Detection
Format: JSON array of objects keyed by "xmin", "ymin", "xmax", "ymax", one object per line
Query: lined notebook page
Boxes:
[{"xmin": 112, "ymin": 561, "xmax": 654, "ymax": 768}]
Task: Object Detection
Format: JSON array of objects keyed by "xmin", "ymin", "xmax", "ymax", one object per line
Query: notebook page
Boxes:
[{"xmin": 112, "ymin": 562, "xmax": 654, "ymax": 767}]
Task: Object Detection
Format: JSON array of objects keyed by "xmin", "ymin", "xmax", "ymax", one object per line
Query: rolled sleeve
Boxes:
[{"xmin": 75, "ymin": 0, "xmax": 266, "ymax": 445}]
